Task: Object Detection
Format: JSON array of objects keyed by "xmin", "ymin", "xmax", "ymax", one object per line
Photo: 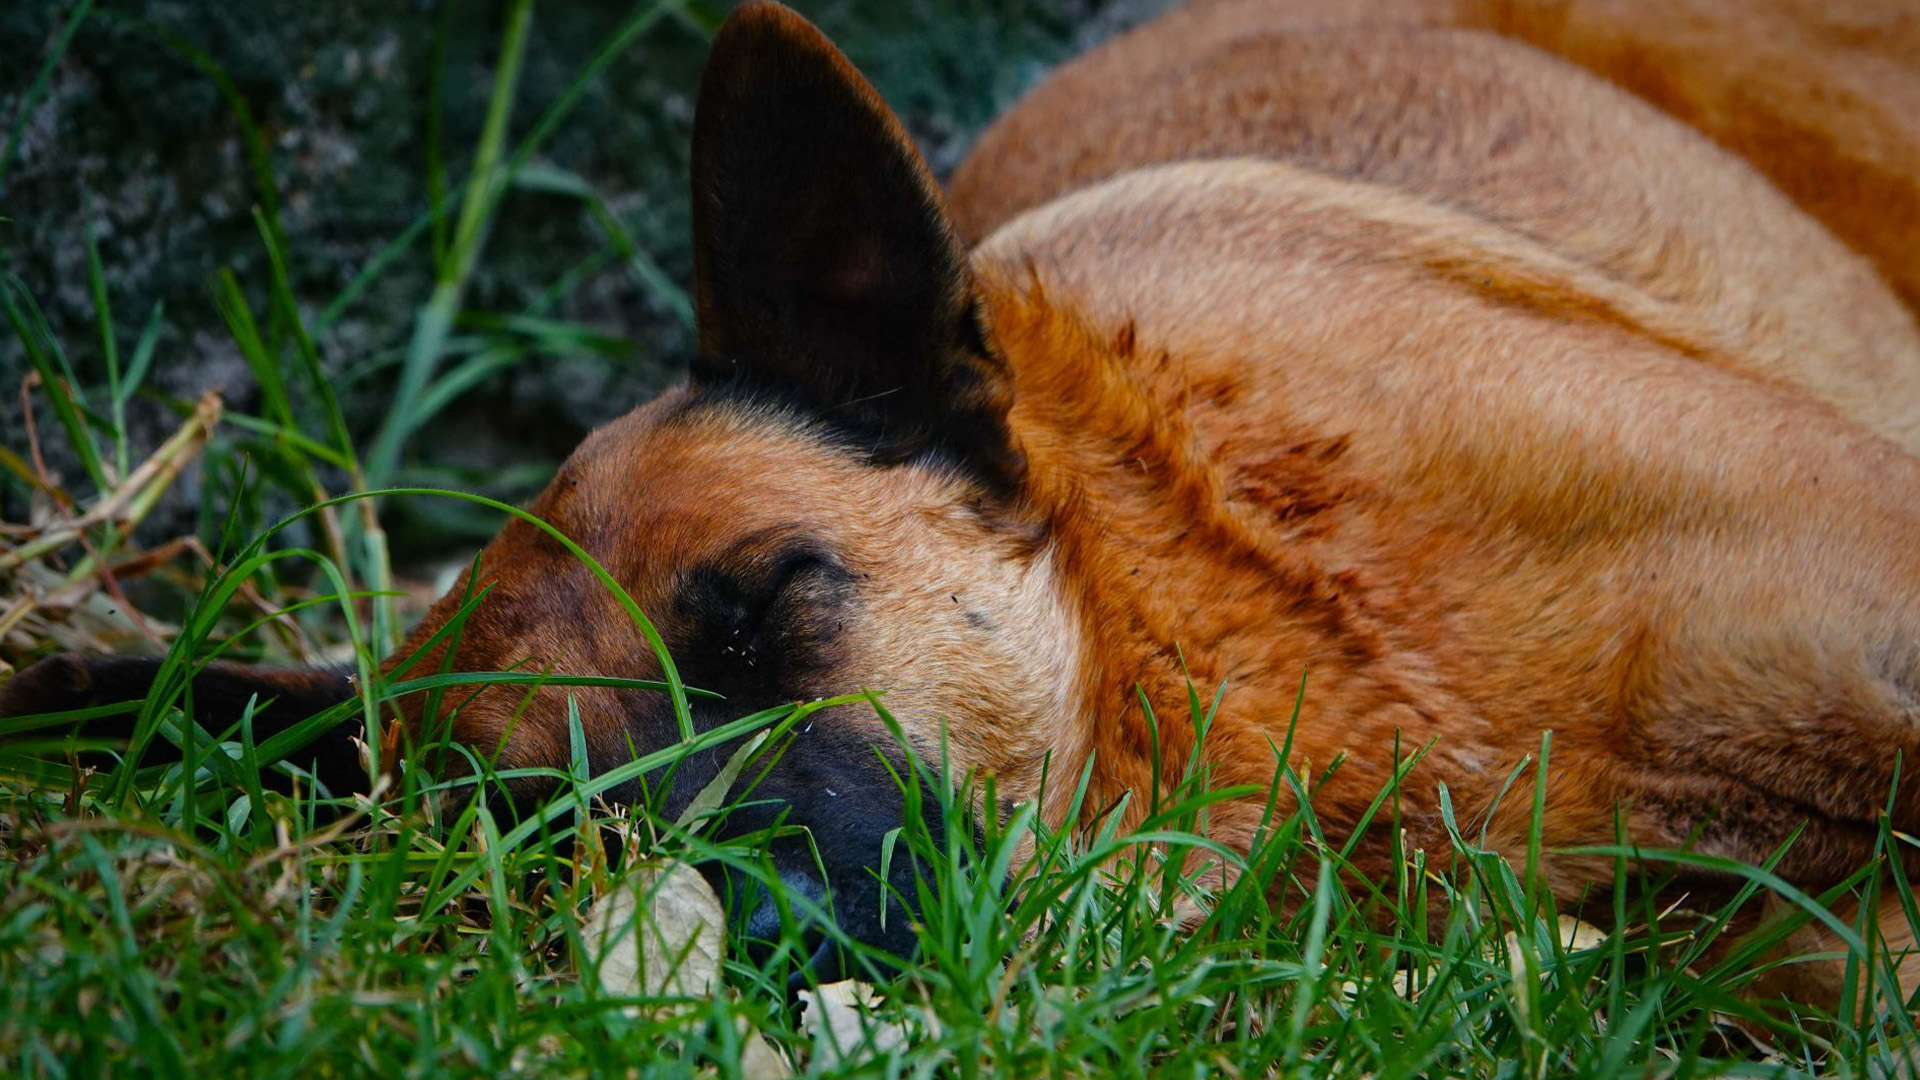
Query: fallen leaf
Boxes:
[
  {"xmin": 1498, "ymin": 914, "xmax": 1611, "ymax": 969},
  {"xmin": 586, "ymin": 860, "xmax": 726, "ymax": 1002},
  {"xmin": 799, "ymin": 980, "xmax": 921, "ymax": 1067},
  {"xmin": 584, "ymin": 860, "xmax": 794, "ymax": 1077},
  {"xmin": 737, "ymin": 1016, "xmax": 795, "ymax": 1080},
  {"xmin": 1555, "ymin": 915, "xmax": 1609, "ymax": 952},
  {"xmin": 676, "ymin": 730, "xmax": 772, "ymax": 834}
]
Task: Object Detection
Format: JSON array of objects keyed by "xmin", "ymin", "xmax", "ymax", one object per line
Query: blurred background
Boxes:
[{"xmin": 0, "ymin": 0, "xmax": 1167, "ymax": 600}]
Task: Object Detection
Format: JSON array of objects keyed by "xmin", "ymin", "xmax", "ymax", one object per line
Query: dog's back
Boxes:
[{"xmin": 953, "ymin": 0, "xmax": 1920, "ymax": 450}]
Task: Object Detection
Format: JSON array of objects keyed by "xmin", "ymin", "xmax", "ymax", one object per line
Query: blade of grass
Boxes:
[
  {"xmin": 364, "ymin": 0, "xmax": 534, "ymax": 486},
  {"xmin": 312, "ymin": 0, "xmax": 683, "ymax": 338},
  {"xmin": 4, "ymin": 276, "xmax": 108, "ymax": 493},
  {"xmin": 120, "ymin": 300, "xmax": 164, "ymax": 406},
  {"xmin": 83, "ymin": 217, "xmax": 126, "ymax": 475},
  {"xmin": 248, "ymin": 205, "xmax": 397, "ymax": 652}
]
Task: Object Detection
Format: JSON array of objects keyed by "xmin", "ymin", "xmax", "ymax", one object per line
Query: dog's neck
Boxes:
[{"xmin": 994, "ymin": 283, "xmax": 1424, "ymax": 841}]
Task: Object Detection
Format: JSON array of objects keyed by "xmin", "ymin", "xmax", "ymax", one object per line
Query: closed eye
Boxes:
[
  {"xmin": 676, "ymin": 545, "xmax": 844, "ymax": 651},
  {"xmin": 739, "ymin": 549, "xmax": 830, "ymax": 643},
  {"xmin": 670, "ymin": 540, "xmax": 854, "ymax": 700}
]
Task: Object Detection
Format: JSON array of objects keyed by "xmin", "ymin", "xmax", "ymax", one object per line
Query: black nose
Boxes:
[
  {"xmin": 702, "ymin": 825, "xmax": 927, "ymax": 990},
  {"xmin": 631, "ymin": 700, "xmax": 948, "ymax": 988}
]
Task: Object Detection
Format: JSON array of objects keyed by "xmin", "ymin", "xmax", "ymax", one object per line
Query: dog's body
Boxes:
[
  {"xmin": 9, "ymin": 0, "xmax": 1920, "ymax": 996},
  {"xmin": 952, "ymin": 0, "xmax": 1920, "ymax": 900}
]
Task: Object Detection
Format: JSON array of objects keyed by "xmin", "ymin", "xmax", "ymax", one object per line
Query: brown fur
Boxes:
[
  {"xmin": 942, "ymin": 0, "xmax": 1920, "ymax": 1001},
  {"xmin": 942, "ymin": 0, "xmax": 1920, "ymax": 998},
  {"xmin": 979, "ymin": 159, "xmax": 1920, "ymax": 889},
  {"xmin": 953, "ymin": 0, "xmax": 1920, "ymax": 317}
]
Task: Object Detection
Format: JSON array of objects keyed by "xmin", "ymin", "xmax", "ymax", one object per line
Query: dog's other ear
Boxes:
[{"xmin": 689, "ymin": 1, "xmax": 1021, "ymax": 492}]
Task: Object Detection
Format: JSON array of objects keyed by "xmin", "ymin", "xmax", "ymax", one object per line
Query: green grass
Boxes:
[
  {"xmin": 4, "ymin": 2, "xmax": 1920, "ymax": 1077},
  {"xmin": 5, "ymin": 677, "xmax": 1920, "ymax": 1078}
]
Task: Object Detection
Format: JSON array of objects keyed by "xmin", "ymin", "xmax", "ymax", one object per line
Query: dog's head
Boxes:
[{"xmin": 384, "ymin": 2, "xmax": 1082, "ymax": 976}]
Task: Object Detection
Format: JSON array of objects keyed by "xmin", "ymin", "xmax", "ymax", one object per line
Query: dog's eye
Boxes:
[
  {"xmin": 736, "ymin": 550, "xmax": 828, "ymax": 641},
  {"xmin": 678, "ymin": 547, "xmax": 839, "ymax": 650}
]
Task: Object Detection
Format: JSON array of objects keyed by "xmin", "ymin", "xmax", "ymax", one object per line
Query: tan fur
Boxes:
[{"xmin": 954, "ymin": 0, "xmax": 1920, "ymax": 317}]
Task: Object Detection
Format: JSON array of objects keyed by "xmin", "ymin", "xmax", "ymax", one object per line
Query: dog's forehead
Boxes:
[
  {"xmin": 394, "ymin": 397, "xmax": 857, "ymax": 676},
  {"xmin": 527, "ymin": 393, "xmax": 871, "ymax": 574},
  {"xmin": 568, "ymin": 392, "xmax": 799, "ymax": 477},
  {"xmin": 461, "ymin": 387, "xmax": 1000, "ymax": 630}
]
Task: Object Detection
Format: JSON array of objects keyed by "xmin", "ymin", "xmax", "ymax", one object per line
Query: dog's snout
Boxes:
[
  {"xmin": 705, "ymin": 847, "xmax": 838, "ymax": 988},
  {"xmin": 741, "ymin": 864, "xmax": 829, "ymax": 944},
  {"xmin": 678, "ymin": 729, "xmax": 944, "ymax": 988}
]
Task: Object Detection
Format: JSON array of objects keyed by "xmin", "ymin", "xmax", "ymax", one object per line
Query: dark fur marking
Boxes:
[
  {"xmin": 686, "ymin": 3, "xmax": 1023, "ymax": 496},
  {"xmin": 0, "ymin": 654, "xmax": 362, "ymax": 799},
  {"xmin": 665, "ymin": 378, "xmax": 1030, "ymax": 503}
]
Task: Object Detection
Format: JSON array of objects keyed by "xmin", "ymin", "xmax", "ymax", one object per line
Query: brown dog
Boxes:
[{"xmin": 8, "ymin": 0, "xmax": 1920, "ymax": 995}]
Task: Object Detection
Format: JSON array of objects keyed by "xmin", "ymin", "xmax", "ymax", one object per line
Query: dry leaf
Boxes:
[
  {"xmin": 799, "ymin": 980, "xmax": 920, "ymax": 1067},
  {"xmin": 675, "ymin": 730, "xmax": 771, "ymax": 834},
  {"xmin": 1501, "ymin": 914, "xmax": 1616, "ymax": 1024},
  {"xmin": 1554, "ymin": 915, "xmax": 1609, "ymax": 952},
  {"xmin": 586, "ymin": 860, "xmax": 727, "ymax": 1002},
  {"xmin": 1499, "ymin": 914, "xmax": 1611, "ymax": 969},
  {"xmin": 737, "ymin": 1016, "xmax": 795, "ymax": 1080},
  {"xmin": 584, "ymin": 860, "xmax": 794, "ymax": 1077}
]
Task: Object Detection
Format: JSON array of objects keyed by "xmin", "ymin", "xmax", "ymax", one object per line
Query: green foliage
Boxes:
[{"xmin": 6, "ymin": 640, "xmax": 1920, "ymax": 1075}]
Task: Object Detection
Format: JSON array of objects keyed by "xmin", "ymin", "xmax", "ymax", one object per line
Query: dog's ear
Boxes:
[{"xmin": 689, "ymin": 1, "xmax": 1021, "ymax": 492}]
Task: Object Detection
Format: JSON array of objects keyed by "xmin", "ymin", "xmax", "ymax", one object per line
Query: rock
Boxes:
[{"xmin": 0, "ymin": 0, "xmax": 1167, "ymax": 560}]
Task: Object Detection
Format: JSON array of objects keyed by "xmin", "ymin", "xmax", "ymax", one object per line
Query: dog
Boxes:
[{"xmin": 8, "ymin": 0, "xmax": 1920, "ymax": 999}]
